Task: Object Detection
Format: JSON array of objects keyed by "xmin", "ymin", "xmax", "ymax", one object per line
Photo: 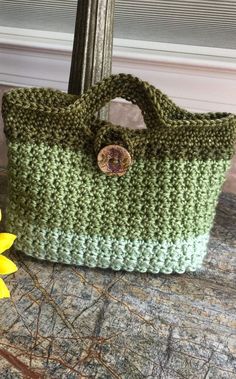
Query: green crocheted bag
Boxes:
[{"xmin": 2, "ymin": 73, "xmax": 236, "ymax": 274}]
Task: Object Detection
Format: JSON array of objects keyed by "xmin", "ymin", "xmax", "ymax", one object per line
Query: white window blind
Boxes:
[{"xmin": 0, "ymin": 0, "xmax": 235, "ymax": 49}]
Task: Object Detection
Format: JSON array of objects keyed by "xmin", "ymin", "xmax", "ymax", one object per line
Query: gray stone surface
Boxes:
[{"xmin": 0, "ymin": 85, "xmax": 236, "ymax": 378}]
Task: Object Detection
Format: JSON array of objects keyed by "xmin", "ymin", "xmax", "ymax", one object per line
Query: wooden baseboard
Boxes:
[{"xmin": 1, "ymin": 27, "xmax": 236, "ymax": 112}]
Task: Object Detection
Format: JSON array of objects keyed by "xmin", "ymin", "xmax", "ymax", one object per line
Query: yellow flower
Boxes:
[{"xmin": 0, "ymin": 209, "xmax": 17, "ymax": 299}]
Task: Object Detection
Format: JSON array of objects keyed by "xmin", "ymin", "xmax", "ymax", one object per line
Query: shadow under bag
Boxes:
[{"xmin": 2, "ymin": 74, "xmax": 236, "ymax": 274}]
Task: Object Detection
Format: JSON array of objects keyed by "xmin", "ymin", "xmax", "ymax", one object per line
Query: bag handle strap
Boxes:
[{"xmin": 69, "ymin": 73, "xmax": 165, "ymax": 128}]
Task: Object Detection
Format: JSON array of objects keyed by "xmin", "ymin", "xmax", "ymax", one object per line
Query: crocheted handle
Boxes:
[{"xmin": 72, "ymin": 73, "xmax": 164, "ymax": 128}]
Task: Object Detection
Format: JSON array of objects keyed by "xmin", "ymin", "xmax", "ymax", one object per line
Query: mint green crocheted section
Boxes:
[
  {"xmin": 12, "ymin": 225, "xmax": 209, "ymax": 274},
  {"xmin": 7, "ymin": 141, "xmax": 229, "ymax": 246}
]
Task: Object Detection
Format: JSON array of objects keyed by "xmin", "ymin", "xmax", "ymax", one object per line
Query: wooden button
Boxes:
[{"xmin": 97, "ymin": 144, "xmax": 132, "ymax": 176}]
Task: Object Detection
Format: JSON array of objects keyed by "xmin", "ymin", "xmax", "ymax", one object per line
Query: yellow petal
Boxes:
[
  {"xmin": 0, "ymin": 278, "xmax": 10, "ymax": 298},
  {"xmin": 0, "ymin": 255, "xmax": 18, "ymax": 275},
  {"xmin": 0, "ymin": 233, "xmax": 17, "ymax": 254}
]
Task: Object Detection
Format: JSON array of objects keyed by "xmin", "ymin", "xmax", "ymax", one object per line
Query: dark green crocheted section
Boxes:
[{"xmin": 3, "ymin": 73, "xmax": 236, "ymax": 161}]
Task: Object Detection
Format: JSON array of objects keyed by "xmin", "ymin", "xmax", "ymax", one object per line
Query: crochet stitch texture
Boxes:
[{"xmin": 2, "ymin": 73, "xmax": 236, "ymax": 273}]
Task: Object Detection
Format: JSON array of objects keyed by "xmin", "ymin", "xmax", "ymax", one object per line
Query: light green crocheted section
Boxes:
[
  {"xmin": 12, "ymin": 224, "xmax": 209, "ymax": 273},
  {"xmin": 6, "ymin": 141, "xmax": 229, "ymax": 245}
]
